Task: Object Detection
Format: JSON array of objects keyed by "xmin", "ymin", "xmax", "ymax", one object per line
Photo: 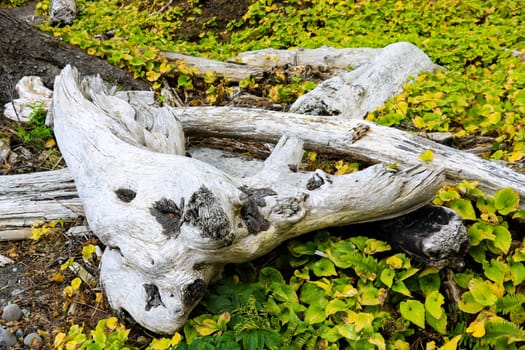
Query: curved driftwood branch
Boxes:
[
  {"xmin": 172, "ymin": 106, "xmax": 525, "ymax": 205},
  {"xmin": 52, "ymin": 65, "xmax": 444, "ymax": 333}
]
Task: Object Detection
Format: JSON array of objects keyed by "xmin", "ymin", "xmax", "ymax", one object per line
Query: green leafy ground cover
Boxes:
[
  {"xmin": 3, "ymin": 0, "xmax": 525, "ymax": 348},
  {"xmin": 33, "ymin": 0, "xmax": 525, "ymax": 162}
]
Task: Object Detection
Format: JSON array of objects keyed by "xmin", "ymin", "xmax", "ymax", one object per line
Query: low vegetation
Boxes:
[{"xmin": 2, "ymin": 0, "xmax": 525, "ymax": 348}]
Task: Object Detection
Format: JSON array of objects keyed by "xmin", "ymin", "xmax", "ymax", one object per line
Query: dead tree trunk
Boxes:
[
  {"xmin": 50, "ymin": 65, "xmax": 447, "ymax": 333},
  {"xmin": 0, "ymin": 9, "xmax": 149, "ymax": 105}
]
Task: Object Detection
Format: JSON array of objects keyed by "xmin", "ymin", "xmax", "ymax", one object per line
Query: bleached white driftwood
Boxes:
[
  {"xmin": 0, "ymin": 254, "xmax": 14, "ymax": 267},
  {"xmin": 0, "ymin": 169, "xmax": 81, "ymax": 234},
  {"xmin": 3, "ymin": 76, "xmax": 52, "ymax": 122},
  {"xmin": 3, "ymin": 103, "xmax": 525, "ymax": 232},
  {"xmin": 52, "ymin": 65, "xmax": 444, "ymax": 333},
  {"xmin": 172, "ymin": 106, "xmax": 525, "ymax": 205},
  {"xmin": 161, "ymin": 51, "xmax": 265, "ymax": 82},
  {"xmin": 50, "ymin": 0, "xmax": 77, "ymax": 26},
  {"xmin": 290, "ymin": 42, "xmax": 438, "ymax": 118},
  {"xmin": 230, "ymin": 46, "xmax": 380, "ymax": 71}
]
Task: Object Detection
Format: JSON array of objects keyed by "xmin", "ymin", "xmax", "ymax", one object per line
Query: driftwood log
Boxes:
[
  {"xmin": 161, "ymin": 51, "xmax": 265, "ymax": 83},
  {"xmin": 48, "ymin": 65, "xmax": 453, "ymax": 333},
  {"xmin": 290, "ymin": 42, "xmax": 438, "ymax": 118},
  {"xmin": 229, "ymin": 46, "xmax": 380, "ymax": 72}
]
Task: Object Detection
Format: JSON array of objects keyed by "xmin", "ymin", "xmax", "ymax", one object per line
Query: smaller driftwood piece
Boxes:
[{"xmin": 51, "ymin": 65, "xmax": 452, "ymax": 334}]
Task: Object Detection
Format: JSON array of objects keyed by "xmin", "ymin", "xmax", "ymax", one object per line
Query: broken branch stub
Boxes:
[{"xmin": 52, "ymin": 65, "xmax": 443, "ymax": 334}]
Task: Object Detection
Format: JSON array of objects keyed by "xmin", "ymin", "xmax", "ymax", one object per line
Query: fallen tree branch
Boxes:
[
  {"xmin": 173, "ymin": 106, "xmax": 525, "ymax": 204},
  {"xmin": 161, "ymin": 51, "xmax": 265, "ymax": 82}
]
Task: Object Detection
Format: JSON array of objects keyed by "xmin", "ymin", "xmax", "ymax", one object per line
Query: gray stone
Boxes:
[
  {"xmin": 2, "ymin": 303, "xmax": 23, "ymax": 321},
  {"xmin": 15, "ymin": 328, "xmax": 24, "ymax": 338},
  {"xmin": 0, "ymin": 326, "xmax": 17, "ymax": 348},
  {"xmin": 23, "ymin": 333, "xmax": 43, "ymax": 346}
]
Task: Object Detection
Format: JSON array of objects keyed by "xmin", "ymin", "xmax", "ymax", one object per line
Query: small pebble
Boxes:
[
  {"xmin": 2, "ymin": 303, "xmax": 23, "ymax": 321},
  {"xmin": 24, "ymin": 333, "xmax": 43, "ymax": 346},
  {"xmin": 15, "ymin": 328, "xmax": 24, "ymax": 338},
  {"xmin": 0, "ymin": 326, "xmax": 17, "ymax": 348},
  {"xmin": 136, "ymin": 335, "xmax": 149, "ymax": 345}
]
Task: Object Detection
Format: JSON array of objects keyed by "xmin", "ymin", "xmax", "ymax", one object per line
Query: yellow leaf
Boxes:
[
  {"xmin": 87, "ymin": 47, "xmax": 97, "ymax": 56},
  {"xmin": 171, "ymin": 332, "xmax": 183, "ymax": 345},
  {"xmin": 393, "ymin": 339, "xmax": 410, "ymax": 350},
  {"xmin": 195, "ymin": 319, "xmax": 219, "ymax": 336},
  {"xmin": 54, "ymin": 332, "xmax": 66, "ymax": 348},
  {"xmin": 45, "ymin": 139, "xmax": 56, "ymax": 148},
  {"xmin": 397, "ymin": 101, "xmax": 408, "ymax": 115},
  {"xmin": 53, "ymin": 272, "xmax": 65, "ymax": 283},
  {"xmin": 386, "ymin": 255, "xmax": 404, "ymax": 269},
  {"xmin": 31, "ymin": 228, "xmax": 43, "ymax": 240},
  {"xmin": 418, "ymin": 149, "xmax": 435, "ymax": 162},
  {"xmin": 438, "ymin": 335, "xmax": 462, "ymax": 350},
  {"xmin": 508, "ymin": 151, "xmax": 524, "ymax": 162},
  {"xmin": 413, "ymin": 116, "xmax": 426, "ymax": 129},
  {"xmin": 82, "ymin": 244, "xmax": 97, "ymax": 261},
  {"xmin": 466, "ymin": 317, "xmax": 486, "ymax": 337},
  {"xmin": 63, "ymin": 286, "xmax": 74, "ymax": 298},
  {"xmin": 95, "ymin": 292, "xmax": 104, "ymax": 303},
  {"xmin": 61, "ymin": 257, "xmax": 75, "ymax": 271},
  {"xmin": 146, "ymin": 70, "xmax": 161, "ymax": 82},
  {"xmin": 159, "ymin": 62, "xmax": 173, "ymax": 74},
  {"xmin": 426, "ymin": 341, "xmax": 436, "ymax": 350},
  {"xmin": 105, "ymin": 317, "xmax": 118, "ymax": 330},
  {"xmin": 71, "ymin": 277, "xmax": 82, "ymax": 291}
]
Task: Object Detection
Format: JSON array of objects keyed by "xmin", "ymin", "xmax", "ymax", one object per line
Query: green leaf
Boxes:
[
  {"xmin": 304, "ymin": 303, "xmax": 327, "ymax": 324},
  {"xmin": 468, "ymin": 222, "xmax": 495, "ymax": 246},
  {"xmin": 488, "ymin": 224, "xmax": 512, "ymax": 255},
  {"xmin": 509, "ymin": 260, "xmax": 525, "ymax": 285},
  {"xmin": 512, "ymin": 210, "xmax": 525, "ymax": 220},
  {"xmin": 426, "ymin": 309, "xmax": 447, "ymax": 335},
  {"xmin": 335, "ymin": 324, "xmax": 358, "ymax": 341},
  {"xmin": 425, "ymin": 291, "xmax": 445, "ymax": 319},
  {"xmin": 392, "ymin": 280, "xmax": 412, "ymax": 297},
  {"xmin": 494, "ymin": 187, "xmax": 520, "ymax": 215},
  {"xmin": 288, "ymin": 240, "xmax": 317, "ymax": 257},
  {"xmin": 325, "ymin": 299, "xmax": 347, "ymax": 316},
  {"xmin": 399, "ymin": 300, "xmax": 426, "ymax": 328},
  {"xmin": 364, "ymin": 238, "xmax": 391, "ymax": 254},
  {"xmin": 380, "ymin": 268, "xmax": 395, "ymax": 288},
  {"xmin": 270, "ymin": 283, "xmax": 298, "ymax": 304},
  {"xmin": 458, "ymin": 292, "xmax": 484, "ymax": 314},
  {"xmin": 418, "ymin": 272, "xmax": 441, "ymax": 295},
  {"xmin": 359, "ymin": 284, "xmax": 384, "ymax": 306},
  {"xmin": 469, "ymin": 278, "xmax": 497, "ymax": 306},
  {"xmin": 482, "ymin": 259, "xmax": 507, "ymax": 285},
  {"xmin": 299, "ymin": 283, "xmax": 326, "ymax": 305},
  {"xmin": 450, "ymin": 199, "xmax": 477, "ymax": 220},
  {"xmin": 259, "ymin": 267, "xmax": 285, "ymax": 285},
  {"xmin": 310, "ymin": 258, "xmax": 337, "ymax": 277}
]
